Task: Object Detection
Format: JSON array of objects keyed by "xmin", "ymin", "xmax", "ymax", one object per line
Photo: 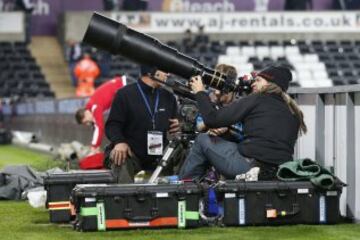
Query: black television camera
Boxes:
[{"xmin": 82, "ymin": 12, "xmax": 254, "ymax": 95}]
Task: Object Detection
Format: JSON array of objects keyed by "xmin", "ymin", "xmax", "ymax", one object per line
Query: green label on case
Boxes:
[{"xmin": 178, "ymin": 201, "xmax": 186, "ymax": 228}]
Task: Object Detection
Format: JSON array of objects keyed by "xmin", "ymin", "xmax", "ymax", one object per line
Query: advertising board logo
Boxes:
[{"xmin": 162, "ymin": 0, "xmax": 235, "ymax": 12}]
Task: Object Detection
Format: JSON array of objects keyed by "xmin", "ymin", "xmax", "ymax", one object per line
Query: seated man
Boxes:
[
  {"xmin": 179, "ymin": 65, "xmax": 307, "ymax": 180},
  {"xmin": 105, "ymin": 65, "xmax": 180, "ymax": 183},
  {"xmin": 75, "ymin": 76, "xmax": 126, "ymax": 153}
]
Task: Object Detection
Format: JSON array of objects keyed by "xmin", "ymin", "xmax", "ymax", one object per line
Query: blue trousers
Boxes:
[{"xmin": 179, "ymin": 133, "xmax": 255, "ymax": 180}]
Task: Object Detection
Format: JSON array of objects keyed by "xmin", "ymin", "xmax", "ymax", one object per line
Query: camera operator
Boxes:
[
  {"xmin": 179, "ymin": 65, "xmax": 307, "ymax": 180},
  {"xmin": 195, "ymin": 64, "xmax": 242, "ymax": 141},
  {"xmin": 105, "ymin": 65, "xmax": 180, "ymax": 183}
]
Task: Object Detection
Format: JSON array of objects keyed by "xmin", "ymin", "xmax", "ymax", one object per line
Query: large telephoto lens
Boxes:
[{"xmin": 83, "ymin": 12, "xmax": 234, "ymax": 92}]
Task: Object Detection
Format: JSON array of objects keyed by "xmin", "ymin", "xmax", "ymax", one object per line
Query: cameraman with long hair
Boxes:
[{"xmin": 179, "ymin": 65, "xmax": 307, "ymax": 180}]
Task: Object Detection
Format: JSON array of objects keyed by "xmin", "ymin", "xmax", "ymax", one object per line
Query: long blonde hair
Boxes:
[{"xmin": 259, "ymin": 82, "xmax": 307, "ymax": 135}]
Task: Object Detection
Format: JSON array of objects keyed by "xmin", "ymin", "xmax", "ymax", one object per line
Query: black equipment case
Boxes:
[
  {"xmin": 44, "ymin": 170, "xmax": 115, "ymax": 223},
  {"xmin": 217, "ymin": 181, "xmax": 343, "ymax": 226},
  {"xmin": 72, "ymin": 182, "xmax": 202, "ymax": 231}
]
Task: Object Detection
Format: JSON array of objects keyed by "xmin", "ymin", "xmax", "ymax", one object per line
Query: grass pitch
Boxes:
[{"xmin": 0, "ymin": 145, "xmax": 359, "ymax": 240}]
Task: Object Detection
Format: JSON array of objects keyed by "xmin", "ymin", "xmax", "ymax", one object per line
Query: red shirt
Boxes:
[{"xmin": 85, "ymin": 76, "xmax": 126, "ymax": 147}]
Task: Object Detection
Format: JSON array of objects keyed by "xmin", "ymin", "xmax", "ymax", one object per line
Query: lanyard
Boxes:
[{"xmin": 136, "ymin": 82, "xmax": 159, "ymax": 129}]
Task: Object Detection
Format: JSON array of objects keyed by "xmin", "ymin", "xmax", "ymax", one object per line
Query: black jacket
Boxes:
[
  {"xmin": 105, "ymin": 80, "xmax": 177, "ymax": 170},
  {"xmin": 195, "ymin": 91, "xmax": 300, "ymax": 165}
]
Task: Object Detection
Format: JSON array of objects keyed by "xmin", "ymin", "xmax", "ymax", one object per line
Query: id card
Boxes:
[{"xmin": 147, "ymin": 131, "xmax": 163, "ymax": 155}]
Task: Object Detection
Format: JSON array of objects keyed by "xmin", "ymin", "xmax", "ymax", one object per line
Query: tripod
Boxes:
[{"xmin": 148, "ymin": 134, "xmax": 194, "ymax": 183}]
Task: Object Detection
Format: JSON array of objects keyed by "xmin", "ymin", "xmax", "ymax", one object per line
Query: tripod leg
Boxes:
[{"xmin": 148, "ymin": 140, "xmax": 181, "ymax": 183}]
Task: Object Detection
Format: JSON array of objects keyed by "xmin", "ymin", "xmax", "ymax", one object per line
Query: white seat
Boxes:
[
  {"xmin": 270, "ymin": 46, "xmax": 285, "ymax": 59},
  {"xmin": 312, "ymin": 71, "xmax": 329, "ymax": 79},
  {"xmin": 287, "ymin": 54, "xmax": 304, "ymax": 64},
  {"xmin": 296, "ymin": 63, "xmax": 312, "ymax": 71},
  {"xmin": 303, "ymin": 54, "xmax": 319, "ymax": 63},
  {"xmin": 226, "ymin": 46, "xmax": 241, "ymax": 56},
  {"xmin": 299, "ymin": 80, "xmax": 317, "ymax": 88},
  {"xmin": 218, "ymin": 55, "xmax": 233, "ymax": 65},
  {"xmin": 285, "ymin": 46, "xmax": 300, "ymax": 55},
  {"xmin": 241, "ymin": 46, "xmax": 256, "ymax": 56},
  {"xmin": 291, "ymin": 70, "xmax": 298, "ymax": 82},
  {"xmin": 315, "ymin": 79, "xmax": 333, "ymax": 87},
  {"xmin": 310, "ymin": 62, "xmax": 326, "ymax": 71},
  {"xmin": 297, "ymin": 70, "xmax": 312, "ymax": 80},
  {"xmin": 237, "ymin": 63, "xmax": 254, "ymax": 76},
  {"xmin": 232, "ymin": 56, "xmax": 249, "ymax": 64},
  {"xmin": 256, "ymin": 46, "xmax": 270, "ymax": 59}
]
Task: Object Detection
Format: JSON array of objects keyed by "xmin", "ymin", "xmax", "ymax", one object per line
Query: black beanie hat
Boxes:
[
  {"xmin": 139, "ymin": 65, "xmax": 157, "ymax": 77},
  {"xmin": 257, "ymin": 65, "xmax": 292, "ymax": 92}
]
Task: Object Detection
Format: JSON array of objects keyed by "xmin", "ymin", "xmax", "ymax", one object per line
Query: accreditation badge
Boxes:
[{"xmin": 147, "ymin": 131, "xmax": 163, "ymax": 155}]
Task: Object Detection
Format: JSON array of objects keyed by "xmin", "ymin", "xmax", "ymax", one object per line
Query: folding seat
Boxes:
[
  {"xmin": 24, "ymin": 56, "xmax": 35, "ymax": 63},
  {"xmin": 325, "ymin": 61, "xmax": 337, "ymax": 70},
  {"xmin": 291, "ymin": 70, "xmax": 298, "ymax": 82},
  {"xmin": 296, "ymin": 40, "xmax": 307, "ymax": 46},
  {"xmin": 339, "ymin": 40, "xmax": 352, "ymax": 47},
  {"xmin": 298, "ymin": 79, "xmax": 317, "ymax": 88},
  {"xmin": 241, "ymin": 46, "xmax": 256, "ymax": 57},
  {"xmin": 282, "ymin": 40, "xmax": 293, "ymax": 46},
  {"xmin": 226, "ymin": 46, "xmax": 241, "ymax": 56},
  {"xmin": 32, "ymin": 72, "xmax": 45, "ymax": 80},
  {"xmin": 268, "ymin": 40, "xmax": 279, "ymax": 46},
  {"xmin": 248, "ymin": 56, "xmax": 260, "ymax": 63},
  {"xmin": 270, "ymin": 46, "xmax": 285, "ymax": 59},
  {"xmin": 332, "ymin": 53, "xmax": 346, "ymax": 61},
  {"xmin": 285, "ymin": 46, "xmax": 300, "ymax": 55},
  {"xmin": 232, "ymin": 56, "xmax": 249, "ymax": 65},
  {"xmin": 337, "ymin": 61, "xmax": 352, "ymax": 70},
  {"xmin": 299, "ymin": 45, "xmax": 312, "ymax": 54},
  {"xmin": 318, "ymin": 53, "xmax": 331, "ymax": 62},
  {"xmin": 343, "ymin": 70, "xmax": 356, "ymax": 78},
  {"xmin": 346, "ymin": 77, "xmax": 360, "ymax": 85},
  {"xmin": 315, "ymin": 79, "xmax": 333, "ymax": 87},
  {"xmin": 313, "ymin": 45, "xmax": 326, "ymax": 53},
  {"xmin": 239, "ymin": 40, "xmax": 250, "ymax": 46},
  {"xmin": 327, "ymin": 45, "xmax": 340, "ymax": 53},
  {"xmin": 325, "ymin": 40, "xmax": 337, "ymax": 47},
  {"xmin": 217, "ymin": 55, "xmax": 233, "ymax": 65},
  {"xmin": 303, "ymin": 54, "xmax": 319, "ymax": 63},
  {"xmin": 313, "ymin": 70, "xmax": 329, "ymax": 79},
  {"xmin": 252, "ymin": 62, "xmax": 264, "ymax": 71},
  {"xmin": 311, "ymin": 62, "xmax": 326, "ymax": 72},
  {"xmin": 289, "ymin": 81, "xmax": 300, "ymax": 87},
  {"xmin": 342, "ymin": 46, "xmax": 353, "ymax": 53},
  {"xmin": 347, "ymin": 53, "xmax": 359, "ymax": 61},
  {"xmin": 254, "ymin": 40, "xmax": 265, "ymax": 46},
  {"xmin": 24, "ymin": 62, "xmax": 38, "ymax": 71},
  {"xmin": 287, "ymin": 54, "xmax": 304, "ymax": 64},
  {"xmin": 328, "ymin": 70, "xmax": 340, "ymax": 78},
  {"xmin": 224, "ymin": 40, "xmax": 236, "ymax": 47},
  {"xmin": 296, "ymin": 62, "xmax": 312, "ymax": 72},
  {"xmin": 332, "ymin": 77, "xmax": 346, "ymax": 85},
  {"xmin": 256, "ymin": 46, "xmax": 270, "ymax": 59},
  {"xmin": 297, "ymin": 69, "xmax": 312, "ymax": 80}
]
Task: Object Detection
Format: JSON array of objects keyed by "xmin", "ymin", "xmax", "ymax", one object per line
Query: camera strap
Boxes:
[{"xmin": 136, "ymin": 82, "xmax": 160, "ymax": 130}]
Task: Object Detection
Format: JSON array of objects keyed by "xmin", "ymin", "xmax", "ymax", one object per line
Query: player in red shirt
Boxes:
[{"xmin": 75, "ymin": 76, "xmax": 126, "ymax": 152}]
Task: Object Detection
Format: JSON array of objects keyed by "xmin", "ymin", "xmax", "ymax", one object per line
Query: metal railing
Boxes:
[{"xmin": 289, "ymin": 84, "xmax": 360, "ymax": 222}]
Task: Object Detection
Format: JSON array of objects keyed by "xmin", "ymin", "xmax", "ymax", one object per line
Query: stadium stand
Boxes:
[
  {"xmin": 82, "ymin": 39, "xmax": 360, "ymax": 89},
  {"xmin": 0, "ymin": 41, "xmax": 55, "ymax": 99}
]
